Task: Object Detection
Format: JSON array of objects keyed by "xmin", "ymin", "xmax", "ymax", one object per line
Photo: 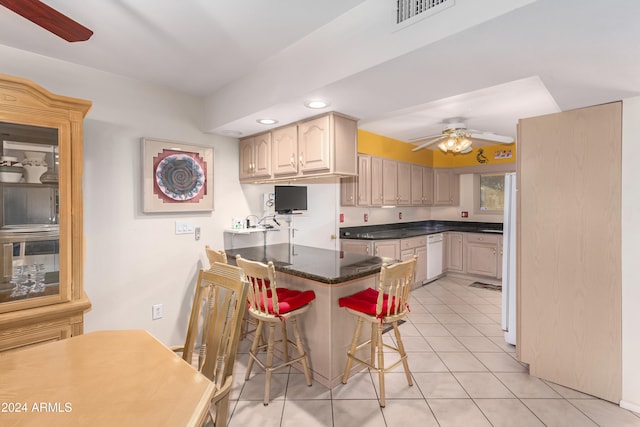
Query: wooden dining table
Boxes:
[{"xmin": 0, "ymin": 330, "xmax": 215, "ymax": 426}]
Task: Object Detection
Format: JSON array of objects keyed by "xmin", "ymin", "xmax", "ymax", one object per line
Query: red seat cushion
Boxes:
[
  {"xmin": 250, "ymin": 287, "xmax": 315, "ymax": 315},
  {"xmin": 338, "ymin": 288, "xmax": 402, "ymax": 316}
]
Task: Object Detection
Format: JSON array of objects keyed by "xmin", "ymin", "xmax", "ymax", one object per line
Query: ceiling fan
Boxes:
[
  {"xmin": 410, "ymin": 122, "xmax": 514, "ymax": 153},
  {"xmin": 0, "ymin": 0, "xmax": 93, "ymax": 42}
]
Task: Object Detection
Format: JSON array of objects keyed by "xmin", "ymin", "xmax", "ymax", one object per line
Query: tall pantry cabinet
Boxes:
[{"xmin": 517, "ymin": 102, "xmax": 622, "ymax": 403}]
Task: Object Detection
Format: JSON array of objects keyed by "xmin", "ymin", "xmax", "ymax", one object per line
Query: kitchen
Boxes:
[{"xmin": 0, "ymin": 1, "xmax": 639, "ymax": 425}]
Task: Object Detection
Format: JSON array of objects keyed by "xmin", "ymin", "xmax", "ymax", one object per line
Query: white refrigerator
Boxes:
[{"xmin": 501, "ymin": 172, "xmax": 517, "ymax": 345}]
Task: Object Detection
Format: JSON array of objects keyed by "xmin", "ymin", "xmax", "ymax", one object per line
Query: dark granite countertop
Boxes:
[
  {"xmin": 340, "ymin": 220, "xmax": 502, "ymax": 240},
  {"xmin": 225, "ymin": 243, "xmax": 394, "ymax": 285}
]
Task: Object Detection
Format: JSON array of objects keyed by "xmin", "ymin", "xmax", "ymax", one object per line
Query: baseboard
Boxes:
[{"xmin": 620, "ymin": 400, "xmax": 640, "ymax": 414}]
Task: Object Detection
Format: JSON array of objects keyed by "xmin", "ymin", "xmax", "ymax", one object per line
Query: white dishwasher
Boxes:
[{"xmin": 426, "ymin": 233, "xmax": 444, "ymax": 281}]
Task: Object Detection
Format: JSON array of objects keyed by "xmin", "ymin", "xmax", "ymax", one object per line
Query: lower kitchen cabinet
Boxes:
[
  {"xmin": 401, "ymin": 236, "xmax": 427, "ymax": 288},
  {"xmin": 340, "ymin": 238, "xmax": 400, "ymax": 260},
  {"xmin": 465, "ymin": 233, "xmax": 500, "ymax": 277},
  {"xmin": 340, "ymin": 239, "xmax": 373, "ymax": 255},
  {"xmin": 374, "ymin": 239, "xmax": 400, "ymax": 259},
  {"xmin": 444, "ymin": 232, "xmax": 464, "ymax": 273}
]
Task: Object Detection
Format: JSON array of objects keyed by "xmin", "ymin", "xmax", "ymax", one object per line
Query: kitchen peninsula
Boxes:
[{"xmin": 225, "ymin": 243, "xmax": 394, "ymax": 387}]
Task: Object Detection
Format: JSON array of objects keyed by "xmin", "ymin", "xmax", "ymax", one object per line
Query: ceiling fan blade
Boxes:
[
  {"xmin": 408, "ymin": 133, "xmax": 442, "ymax": 142},
  {"xmin": 411, "ymin": 135, "xmax": 446, "ymax": 152},
  {"xmin": 470, "ymin": 132, "xmax": 514, "ymax": 143},
  {"xmin": 0, "ymin": 0, "xmax": 93, "ymax": 42}
]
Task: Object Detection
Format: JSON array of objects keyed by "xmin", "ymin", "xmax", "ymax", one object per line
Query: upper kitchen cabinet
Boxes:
[
  {"xmin": 239, "ymin": 132, "xmax": 271, "ymax": 181},
  {"xmin": 411, "ymin": 164, "xmax": 433, "ymax": 206},
  {"xmin": 340, "ymin": 154, "xmax": 371, "ymax": 206},
  {"xmin": 381, "ymin": 159, "xmax": 411, "ymax": 206},
  {"xmin": 0, "ymin": 74, "xmax": 92, "ymax": 351},
  {"xmin": 297, "ymin": 112, "xmax": 357, "ymax": 178},
  {"xmin": 433, "ymin": 168, "xmax": 460, "ymax": 205},
  {"xmin": 242, "ymin": 112, "xmax": 357, "ymax": 183},
  {"xmin": 271, "ymin": 124, "xmax": 298, "ymax": 177}
]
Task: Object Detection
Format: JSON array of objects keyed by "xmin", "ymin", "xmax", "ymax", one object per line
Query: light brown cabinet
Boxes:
[
  {"xmin": 433, "ymin": 168, "xmax": 460, "ymax": 205},
  {"xmin": 242, "ymin": 112, "xmax": 357, "ymax": 183},
  {"xmin": 444, "ymin": 232, "xmax": 464, "ymax": 272},
  {"xmin": 410, "ymin": 165, "xmax": 433, "ymax": 205},
  {"xmin": 381, "ymin": 159, "xmax": 411, "ymax": 206},
  {"xmin": 340, "ymin": 154, "xmax": 456, "ymax": 208},
  {"xmin": 464, "ymin": 233, "xmax": 500, "ymax": 277},
  {"xmin": 0, "ymin": 74, "xmax": 92, "ymax": 352},
  {"xmin": 340, "ymin": 155, "xmax": 371, "ymax": 206},
  {"xmin": 271, "ymin": 124, "xmax": 298, "ymax": 177},
  {"xmin": 340, "ymin": 238, "xmax": 401, "ymax": 260},
  {"xmin": 381, "ymin": 159, "xmax": 397, "ymax": 205},
  {"xmin": 371, "ymin": 157, "xmax": 383, "ymax": 206},
  {"xmin": 374, "ymin": 239, "xmax": 400, "ymax": 260},
  {"xmin": 340, "ymin": 239, "xmax": 373, "ymax": 255},
  {"xmin": 400, "ymin": 236, "xmax": 427, "ymax": 287},
  {"xmin": 239, "ymin": 132, "xmax": 271, "ymax": 181}
]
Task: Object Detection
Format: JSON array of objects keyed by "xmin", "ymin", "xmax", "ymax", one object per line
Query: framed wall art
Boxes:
[{"xmin": 142, "ymin": 138, "xmax": 214, "ymax": 213}]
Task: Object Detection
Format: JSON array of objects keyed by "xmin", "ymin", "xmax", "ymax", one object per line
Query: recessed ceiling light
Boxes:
[
  {"xmin": 257, "ymin": 118, "xmax": 278, "ymax": 125},
  {"xmin": 305, "ymin": 100, "xmax": 329, "ymax": 109},
  {"xmin": 221, "ymin": 129, "xmax": 242, "ymax": 137}
]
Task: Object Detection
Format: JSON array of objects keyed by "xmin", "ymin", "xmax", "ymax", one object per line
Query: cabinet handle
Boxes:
[
  {"xmin": 299, "ymin": 155, "xmax": 305, "ymax": 167},
  {"xmin": 290, "ymin": 154, "xmax": 296, "ymax": 168}
]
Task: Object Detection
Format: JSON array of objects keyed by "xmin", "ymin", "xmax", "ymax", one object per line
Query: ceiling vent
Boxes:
[{"xmin": 397, "ymin": 0, "xmax": 453, "ymax": 24}]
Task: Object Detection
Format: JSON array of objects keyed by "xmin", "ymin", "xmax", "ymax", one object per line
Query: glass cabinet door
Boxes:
[{"xmin": 0, "ymin": 122, "xmax": 65, "ymax": 307}]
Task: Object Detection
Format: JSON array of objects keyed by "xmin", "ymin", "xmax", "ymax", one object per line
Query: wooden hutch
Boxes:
[{"xmin": 0, "ymin": 74, "xmax": 91, "ymax": 351}]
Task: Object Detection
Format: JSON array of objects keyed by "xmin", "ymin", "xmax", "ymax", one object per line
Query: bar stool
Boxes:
[
  {"xmin": 338, "ymin": 256, "xmax": 417, "ymax": 407},
  {"xmin": 235, "ymin": 255, "xmax": 316, "ymax": 405}
]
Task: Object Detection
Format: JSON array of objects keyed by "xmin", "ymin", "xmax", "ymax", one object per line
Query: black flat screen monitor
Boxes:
[{"xmin": 274, "ymin": 185, "xmax": 307, "ymax": 214}]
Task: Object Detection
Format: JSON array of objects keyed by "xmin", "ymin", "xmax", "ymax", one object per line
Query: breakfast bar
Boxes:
[{"xmin": 225, "ymin": 243, "xmax": 393, "ymax": 388}]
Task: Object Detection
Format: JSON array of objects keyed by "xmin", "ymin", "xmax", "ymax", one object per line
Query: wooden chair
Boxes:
[
  {"xmin": 206, "ymin": 245, "xmax": 256, "ymax": 340},
  {"xmin": 172, "ymin": 262, "xmax": 249, "ymax": 427},
  {"xmin": 235, "ymin": 255, "xmax": 315, "ymax": 405},
  {"xmin": 205, "ymin": 245, "xmax": 228, "ymax": 265},
  {"xmin": 338, "ymin": 256, "xmax": 417, "ymax": 407}
]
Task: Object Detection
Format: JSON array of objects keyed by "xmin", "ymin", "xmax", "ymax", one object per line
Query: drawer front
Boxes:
[
  {"xmin": 464, "ymin": 233, "xmax": 499, "ymax": 245},
  {"xmin": 401, "ymin": 236, "xmax": 427, "ymax": 250}
]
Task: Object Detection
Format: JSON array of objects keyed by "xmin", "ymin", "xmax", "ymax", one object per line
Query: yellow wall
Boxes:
[
  {"xmin": 357, "ymin": 129, "xmax": 516, "ymax": 168},
  {"xmin": 357, "ymin": 129, "xmax": 433, "ymax": 166}
]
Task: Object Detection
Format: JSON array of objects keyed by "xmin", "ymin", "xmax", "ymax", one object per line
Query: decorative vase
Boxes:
[{"xmin": 22, "ymin": 151, "xmax": 48, "ymax": 183}]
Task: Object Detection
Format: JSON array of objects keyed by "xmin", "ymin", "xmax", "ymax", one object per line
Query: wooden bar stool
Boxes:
[
  {"xmin": 235, "ymin": 255, "xmax": 316, "ymax": 405},
  {"xmin": 338, "ymin": 256, "xmax": 417, "ymax": 407}
]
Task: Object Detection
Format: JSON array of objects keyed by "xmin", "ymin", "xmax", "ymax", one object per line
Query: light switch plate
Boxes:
[{"xmin": 175, "ymin": 220, "xmax": 194, "ymax": 234}]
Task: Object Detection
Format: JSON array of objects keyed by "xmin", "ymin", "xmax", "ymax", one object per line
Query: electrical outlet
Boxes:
[
  {"xmin": 152, "ymin": 304, "xmax": 163, "ymax": 320},
  {"xmin": 194, "ymin": 227, "xmax": 201, "ymax": 240},
  {"xmin": 398, "ymin": 212, "xmax": 403, "ymax": 220},
  {"xmin": 364, "ymin": 213, "xmax": 368, "ymax": 222}
]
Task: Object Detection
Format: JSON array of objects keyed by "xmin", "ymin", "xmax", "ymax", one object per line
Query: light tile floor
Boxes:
[{"xmin": 224, "ymin": 276, "xmax": 640, "ymax": 427}]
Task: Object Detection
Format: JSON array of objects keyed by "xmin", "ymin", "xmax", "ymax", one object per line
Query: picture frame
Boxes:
[{"xmin": 142, "ymin": 137, "xmax": 214, "ymax": 213}]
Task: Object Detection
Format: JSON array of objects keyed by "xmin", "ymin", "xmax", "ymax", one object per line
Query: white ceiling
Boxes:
[{"xmin": 1, "ymin": 0, "xmax": 639, "ymax": 149}]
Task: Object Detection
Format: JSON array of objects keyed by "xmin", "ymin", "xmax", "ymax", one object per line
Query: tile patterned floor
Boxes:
[{"xmin": 224, "ymin": 276, "xmax": 640, "ymax": 427}]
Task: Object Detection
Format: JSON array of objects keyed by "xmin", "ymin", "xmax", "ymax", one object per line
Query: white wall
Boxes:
[
  {"xmin": 621, "ymin": 97, "xmax": 640, "ymax": 412},
  {"xmin": 0, "ymin": 45, "xmax": 255, "ymax": 345}
]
